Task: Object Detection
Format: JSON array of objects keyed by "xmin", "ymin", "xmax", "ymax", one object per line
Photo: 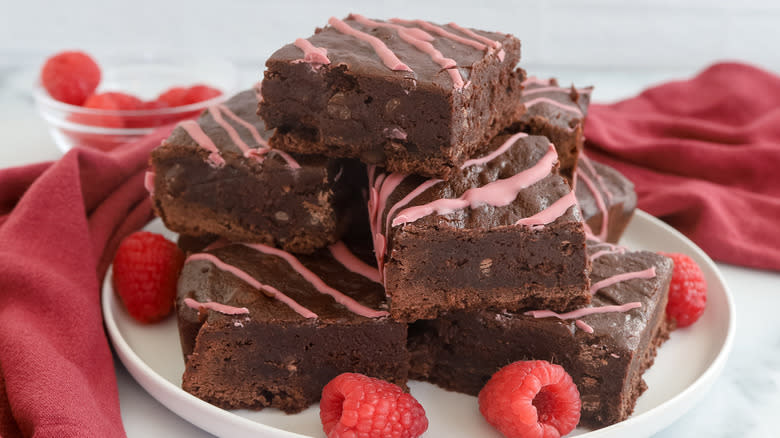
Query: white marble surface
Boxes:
[{"xmin": 2, "ymin": 3, "xmax": 780, "ymax": 436}]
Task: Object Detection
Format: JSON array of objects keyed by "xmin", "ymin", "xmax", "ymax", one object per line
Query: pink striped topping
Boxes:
[
  {"xmin": 391, "ymin": 18, "xmax": 486, "ymax": 51},
  {"xmin": 243, "ymin": 243, "xmax": 389, "ymax": 318},
  {"xmin": 589, "ymin": 247, "xmax": 626, "ymax": 261},
  {"xmin": 208, "ymin": 105, "xmax": 301, "ymax": 170},
  {"xmin": 183, "ymin": 297, "xmax": 249, "ymax": 316},
  {"xmin": 144, "ymin": 171, "xmax": 155, "ymax": 195},
  {"xmin": 294, "ymin": 38, "xmax": 330, "ymax": 65},
  {"xmin": 446, "ymin": 21, "xmax": 504, "ymax": 61},
  {"xmin": 575, "ymin": 319, "xmax": 594, "ymax": 333},
  {"xmin": 179, "ymin": 120, "xmax": 225, "ymax": 168},
  {"xmin": 525, "ymin": 302, "xmax": 642, "ymax": 321},
  {"xmin": 515, "ymin": 191, "xmax": 577, "ymax": 227},
  {"xmin": 522, "ymin": 77, "xmax": 593, "ymax": 95},
  {"xmin": 392, "ymin": 143, "xmax": 558, "ymax": 226},
  {"xmin": 328, "ymin": 17, "xmax": 412, "ymax": 72},
  {"xmin": 186, "ymin": 253, "xmax": 316, "ymax": 319},
  {"xmin": 328, "ymin": 241, "xmax": 381, "ymax": 284},
  {"xmin": 523, "ymin": 97, "xmax": 583, "ymax": 116},
  {"xmin": 460, "ymin": 132, "xmax": 528, "ymax": 169},
  {"xmin": 350, "ymin": 14, "xmax": 464, "ymax": 88},
  {"xmin": 590, "ymin": 267, "xmax": 657, "ymax": 295},
  {"xmin": 577, "ymin": 166, "xmax": 609, "ymax": 241},
  {"xmin": 580, "ymin": 155, "xmax": 612, "ymax": 203}
]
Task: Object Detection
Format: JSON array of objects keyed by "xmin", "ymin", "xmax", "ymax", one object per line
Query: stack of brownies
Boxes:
[{"xmin": 147, "ymin": 15, "xmax": 672, "ymax": 429}]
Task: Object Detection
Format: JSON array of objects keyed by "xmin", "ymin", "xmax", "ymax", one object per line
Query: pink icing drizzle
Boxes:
[
  {"xmin": 294, "ymin": 38, "xmax": 330, "ymax": 65},
  {"xmin": 576, "ymin": 166, "xmax": 609, "ymax": 241},
  {"xmin": 183, "ymin": 297, "xmax": 249, "ymax": 316},
  {"xmin": 590, "ymin": 247, "xmax": 626, "ymax": 261},
  {"xmin": 391, "ymin": 18, "xmax": 486, "ymax": 51},
  {"xmin": 328, "ymin": 17, "xmax": 412, "ymax": 72},
  {"xmin": 391, "ymin": 143, "xmax": 558, "ymax": 226},
  {"xmin": 575, "ymin": 319, "xmax": 594, "ymax": 333},
  {"xmin": 446, "ymin": 21, "xmax": 504, "ymax": 60},
  {"xmin": 580, "ymin": 155, "xmax": 612, "ymax": 203},
  {"xmin": 525, "ymin": 302, "xmax": 642, "ymax": 321},
  {"xmin": 144, "ymin": 171, "xmax": 155, "ymax": 195},
  {"xmin": 186, "ymin": 253, "xmax": 316, "ymax": 319},
  {"xmin": 179, "ymin": 120, "xmax": 225, "ymax": 168},
  {"xmin": 523, "ymin": 97, "xmax": 583, "ymax": 116},
  {"xmin": 328, "ymin": 241, "xmax": 382, "ymax": 284},
  {"xmin": 590, "ymin": 267, "xmax": 657, "ymax": 295},
  {"xmin": 515, "ymin": 191, "xmax": 577, "ymax": 226},
  {"xmin": 214, "ymin": 105, "xmax": 302, "ymax": 170},
  {"xmin": 460, "ymin": 132, "xmax": 528, "ymax": 169},
  {"xmin": 350, "ymin": 14, "xmax": 463, "ymax": 88},
  {"xmin": 522, "ymin": 77, "xmax": 593, "ymax": 95},
  {"xmin": 242, "ymin": 243, "xmax": 389, "ymax": 318}
]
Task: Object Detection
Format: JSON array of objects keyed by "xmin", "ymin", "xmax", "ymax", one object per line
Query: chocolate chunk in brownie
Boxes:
[
  {"xmin": 176, "ymin": 241, "xmax": 407, "ymax": 413},
  {"xmin": 408, "ymin": 243, "xmax": 673, "ymax": 428},
  {"xmin": 370, "ymin": 132, "xmax": 590, "ymax": 322},
  {"xmin": 150, "ymin": 89, "xmax": 364, "ymax": 254},
  {"xmin": 258, "ymin": 15, "xmax": 526, "ymax": 179},
  {"xmin": 575, "ymin": 155, "xmax": 637, "ymax": 244},
  {"xmin": 512, "ymin": 76, "xmax": 592, "ymax": 183}
]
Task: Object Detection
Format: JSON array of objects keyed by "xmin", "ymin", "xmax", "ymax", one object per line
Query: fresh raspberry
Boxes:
[
  {"xmin": 659, "ymin": 252, "xmax": 707, "ymax": 328},
  {"xmin": 157, "ymin": 87, "xmax": 190, "ymax": 107},
  {"xmin": 479, "ymin": 360, "xmax": 581, "ymax": 438},
  {"xmin": 125, "ymin": 99, "xmax": 171, "ymax": 128},
  {"xmin": 41, "ymin": 51, "xmax": 101, "ymax": 105},
  {"xmin": 112, "ymin": 231, "xmax": 185, "ymax": 324},
  {"xmin": 184, "ymin": 84, "xmax": 222, "ymax": 104},
  {"xmin": 78, "ymin": 92, "xmax": 126, "ymax": 128},
  {"xmin": 97, "ymin": 91, "xmax": 143, "ymax": 110},
  {"xmin": 320, "ymin": 373, "xmax": 428, "ymax": 438}
]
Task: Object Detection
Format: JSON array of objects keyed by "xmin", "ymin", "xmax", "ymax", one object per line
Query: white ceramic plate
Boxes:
[{"xmin": 103, "ymin": 210, "xmax": 736, "ymax": 438}]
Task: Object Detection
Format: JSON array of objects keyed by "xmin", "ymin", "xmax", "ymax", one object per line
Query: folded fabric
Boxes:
[
  {"xmin": 0, "ymin": 127, "xmax": 172, "ymax": 438},
  {"xmin": 585, "ymin": 62, "xmax": 780, "ymax": 271}
]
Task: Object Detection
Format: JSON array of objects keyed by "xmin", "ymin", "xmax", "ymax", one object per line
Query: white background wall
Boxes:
[{"xmin": 3, "ymin": 0, "xmax": 779, "ymax": 68}]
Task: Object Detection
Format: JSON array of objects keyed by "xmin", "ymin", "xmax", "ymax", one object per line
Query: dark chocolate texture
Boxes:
[
  {"xmin": 371, "ymin": 132, "xmax": 590, "ymax": 321},
  {"xmin": 259, "ymin": 16, "xmax": 526, "ymax": 179},
  {"xmin": 177, "ymin": 242, "xmax": 407, "ymax": 413},
  {"xmin": 512, "ymin": 77, "xmax": 592, "ymax": 183},
  {"xmin": 575, "ymin": 156, "xmax": 637, "ymax": 244},
  {"xmin": 150, "ymin": 89, "xmax": 364, "ymax": 254},
  {"xmin": 408, "ymin": 244, "xmax": 673, "ymax": 428}
]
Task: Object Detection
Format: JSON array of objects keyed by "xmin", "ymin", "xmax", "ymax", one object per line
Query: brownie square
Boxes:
[
  {"xmin": 575, "ymin": 155, "xmax": 637, "ymax": 244},
  {"xmin": 408, "ymin": 243, "xmax": 673, "ymax": 428},
  {"xmin": 513, "ymin": 76, "xmax": 592, "ymax": 183},
  {"xmin": 258, "ymin": 15, "xmax": 526, "ymax": 179},
  {"xmin": 150, "ymin": 89, "xmax": 363, "ymax": 254},
  {"xmin": 176, "ymin": 241, "xmax": 407, "ymax": 413},
  {"xmin": 370, "ymin": 132, "xmax": 590, "ymax": 321}
]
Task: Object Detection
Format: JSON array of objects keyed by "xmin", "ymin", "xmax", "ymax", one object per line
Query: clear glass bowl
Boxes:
[{"xmin": 33, "ymin": 52, "xmax": 238, "ymax": 153}]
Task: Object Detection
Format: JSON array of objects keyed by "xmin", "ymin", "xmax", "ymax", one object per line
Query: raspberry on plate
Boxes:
[
  {"xmin": 112, "ymin": 231, "xmax": 185, "ymax": 324},
  {"xmin": 41, "ymin": 51, "xmax": 101, "ymax": 105},
  {"xmin": 659, "ymin": 252, "xmax": 707, "ymax": 328},
  {"xmin": 479, "ymin": 360, "xmax": 581, "ymax": 438},
  {"xmin": 320, "ymin": 373, "xmax": 428, "ymax": 438}
]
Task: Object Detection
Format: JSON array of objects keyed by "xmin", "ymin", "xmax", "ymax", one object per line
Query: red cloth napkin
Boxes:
[
  {"xmin": 0, "ymin": 127, "xmax": 171, "ymax": 438},
  {"xmin": 585, "ymin": 62, "xmax": 780, "ymax": 271}
]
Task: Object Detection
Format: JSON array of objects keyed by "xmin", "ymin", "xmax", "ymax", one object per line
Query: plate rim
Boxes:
[{"xmin": 103, "ymin": 209, "xmax": 736, "ymax": 438}]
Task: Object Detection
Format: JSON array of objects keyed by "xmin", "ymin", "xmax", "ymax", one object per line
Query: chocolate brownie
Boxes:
[
  {"xmin": 258, "ymin": 15, "xmax": 526, "ymax": 179},
  {"xmin": 176, "ymin": 240, "xmax": 407, "ymax": 413},
  {"xmin": 370, "ymin": 132, "xmax": 590, "ymax": 321},
  {"xmin": 513, "ymin": 76, "xmax": 592, "ymax": 183},
  {"xmin": 575, "ymin": 155, "xmax": 637, "ymax": 244},
  {"xmin": 408, "ymin": 243, "xmax": 673, "ymax": 428},
  {"xmin": 150, "ymin": 89, "xmax": 364, "ymax": 254}
]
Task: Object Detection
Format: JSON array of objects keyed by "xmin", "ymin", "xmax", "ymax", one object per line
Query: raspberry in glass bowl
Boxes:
[{"xmin": 33, "ymin": 51, "xmax": 237, "ymax": 152}]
